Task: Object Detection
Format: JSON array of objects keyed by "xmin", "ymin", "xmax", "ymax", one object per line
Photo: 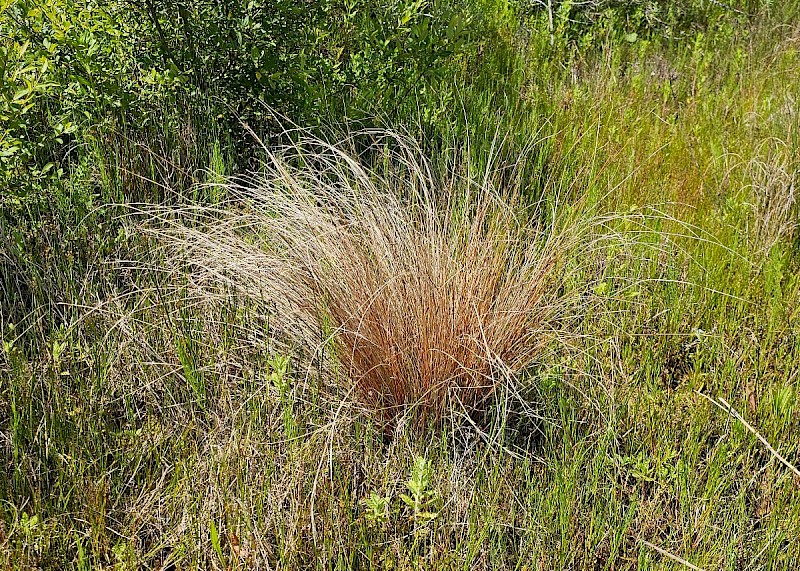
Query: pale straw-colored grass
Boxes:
[{"xmin": 746, "ymin": 140, "xmax": 797, "ymax": 254}]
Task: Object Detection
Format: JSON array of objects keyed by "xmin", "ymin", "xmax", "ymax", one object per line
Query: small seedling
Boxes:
[
  {"xmin": 52, "ymin": 339, "xmax": 67, "ymax": 364},
  {"xmin": 362, "ymin": 490, "xmax": 391, "ymax": 523},
  {"xmin": 267, "ymin": 355, "xmax": 295, "ymax": 436},
  {"xmin": 400, "ymin": 456, "xmax": 438, "ymax": 524},
  {"xmin": 19, "ymin": 512, "xmax": 44, "ymax": 553},
  {"xmin": 112, "ymin": 540, "xmax": 135, "ymax": 570},
  {"xmin": 268, "ymin": 354, "xmax": 291, "ymax": 394}
]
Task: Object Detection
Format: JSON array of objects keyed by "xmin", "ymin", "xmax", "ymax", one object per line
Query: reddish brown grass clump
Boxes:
[{"xmin": 155, "ymin": 132, "xmax": 601, "ymax": 422}]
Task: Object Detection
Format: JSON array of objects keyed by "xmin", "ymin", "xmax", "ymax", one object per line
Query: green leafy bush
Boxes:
[
  {"xmin": 520, "ymin": 0, "xmax": 759, "ymax": 50},
  {"xmin": 2, "ymin": 0, "xmax": 487, "ymax": 203}
]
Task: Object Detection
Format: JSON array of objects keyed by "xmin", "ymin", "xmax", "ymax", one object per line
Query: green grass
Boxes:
[{"xmin": 2, "ymin": 8, "xmax": 800, "ymax": 571}]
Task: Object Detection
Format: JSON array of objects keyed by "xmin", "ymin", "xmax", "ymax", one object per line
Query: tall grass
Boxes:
[{"xmin": 148, "ymin": 131, "xmax": 622, "ymax": 424}]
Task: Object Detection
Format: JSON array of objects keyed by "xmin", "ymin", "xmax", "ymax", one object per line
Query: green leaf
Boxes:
[
  {"xmin": 12, "ymin": 87, "xmax": 31, "ymax": 101},
  {"xmin": 418, "ymin": 511, "xmax": 438, "ymax": 521},
  {"xmin": 593, "ymin": 281, "xmax": 609, "ymax": 296},
  {"xmin": 209, "ymin": 520, "xmax": 224, "ymax": 563}
]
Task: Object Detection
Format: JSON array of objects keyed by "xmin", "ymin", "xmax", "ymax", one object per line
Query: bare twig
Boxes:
[
  {"xmin": 640, "ymin": 539, "xmax": 708, "ymax": 571},
  {"xmin": 698, "ymin": 391, "xmax": 800, "ymax": 479}
]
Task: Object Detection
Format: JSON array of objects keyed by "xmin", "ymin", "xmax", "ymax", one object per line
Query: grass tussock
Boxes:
[{"xmin": 151, "ymin": 132, "xmax": 610, "ymax": 423}]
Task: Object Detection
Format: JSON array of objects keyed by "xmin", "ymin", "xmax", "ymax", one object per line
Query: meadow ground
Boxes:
[{"xmin": 2, "ymin": 4, "xmax": 800, "ymax": 570}]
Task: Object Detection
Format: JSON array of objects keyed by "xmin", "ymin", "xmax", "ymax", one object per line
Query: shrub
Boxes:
[
  {"xmin": 0, "ymin": 0, "xmax": 485, "ymax": 199},
  {"xmin": 521, "ymin": 0, "xmax": 754, "ymax": 44},
  {"xmin": 151, "ymin": 131, "xmax": 617, "ymax": 424}
]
